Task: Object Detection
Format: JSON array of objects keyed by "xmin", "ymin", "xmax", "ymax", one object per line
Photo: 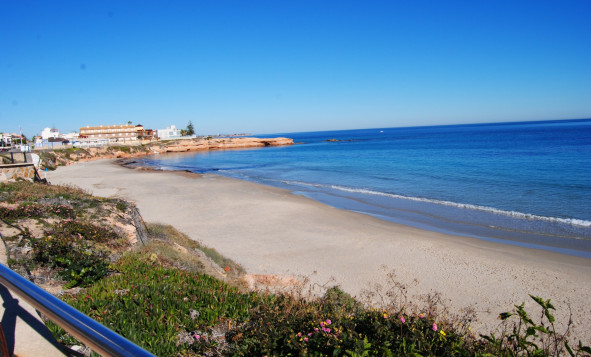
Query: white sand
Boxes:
[{"xmin": 48, "ymin": 160, "xmax": 591, "ymax": 341}]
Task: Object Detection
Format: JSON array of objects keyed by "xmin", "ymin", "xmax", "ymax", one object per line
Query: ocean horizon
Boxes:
[{"xmin": 136, "ymin": 118, "xmax": 591, "ymax": 258}]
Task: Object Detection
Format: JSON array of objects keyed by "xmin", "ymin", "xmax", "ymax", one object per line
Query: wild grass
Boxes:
[
  {"xmin": 0, "ymin": 180, "xmax": 90, "ymax": 203},
  {"xmin": 145, "ymin": 223, "xmax": 244, "ymax": 278}
]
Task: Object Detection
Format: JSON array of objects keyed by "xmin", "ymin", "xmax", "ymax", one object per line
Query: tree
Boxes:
[{"xmin": 186, "ymin": 121, "xmax": 195, "ymax": 136}]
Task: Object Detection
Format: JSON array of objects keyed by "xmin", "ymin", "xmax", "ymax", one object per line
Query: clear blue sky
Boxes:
[{"xmin": 1, "ymin": 0, "xmax": 590, "ymax": 138}]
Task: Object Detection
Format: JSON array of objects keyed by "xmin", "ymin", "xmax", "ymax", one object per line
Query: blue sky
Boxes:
[{"xmin": 1, "ymin": 1, "xmax": 590, "ymax": 137}]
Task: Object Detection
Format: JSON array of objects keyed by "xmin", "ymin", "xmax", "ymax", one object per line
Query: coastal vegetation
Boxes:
[{"xmin": 1, "ymin": 181, "xmax": 589, "ymax": 356}]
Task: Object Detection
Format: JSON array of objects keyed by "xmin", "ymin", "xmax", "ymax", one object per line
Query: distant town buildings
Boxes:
[
  {"xmin": 35, "ymin": 127, "xmax": 78, "ymax": 149},
  {"xmin": 3, "ymin": 122, "xmax": 194, "ymax": 150},
  {"xmin": 1, "ymin": 132, "xmax": 26, "ymax": 149}
]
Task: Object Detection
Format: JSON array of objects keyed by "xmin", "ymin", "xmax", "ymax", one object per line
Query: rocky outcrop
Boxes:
[
  {"xmin": 38, "ymin": 137, "xmax": 293, "ymax": 169},
  {"xmin": 157, "ymin": 137, "xmax": 293, "ymax": 153}
]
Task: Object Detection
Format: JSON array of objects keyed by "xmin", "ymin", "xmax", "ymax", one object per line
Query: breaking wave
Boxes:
[{"xmin": 276, "ymin": 180, "xmax": 591, "ymax": 228}]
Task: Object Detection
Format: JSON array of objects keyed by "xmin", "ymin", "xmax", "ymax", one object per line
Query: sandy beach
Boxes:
[{"xmin": 47, "ymin": 159, "xmax": 591, "ymax": 341}]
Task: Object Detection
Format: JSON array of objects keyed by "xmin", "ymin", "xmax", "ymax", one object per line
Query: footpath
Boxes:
[{"xmin": 0, "ymin": 242, "xmax": 66, "ymax": 357}]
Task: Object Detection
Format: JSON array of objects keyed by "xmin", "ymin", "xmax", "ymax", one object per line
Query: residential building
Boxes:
[
  {"xmin": 62, "ymin": 132, "xmax": 79, "ymax": 141},
  {"xmin": 41, "ymin": 127, "xmax": 60, "ymax": 140},
  {"xmin": 79, "ymin": 124, "xmax": 138, "ymax": 141},
  {"xmin": 135, "ymin": 124, "xmax": 155, "ymax": 140},
  {"xmin": 156, "ymin": 125, "xmax": 181, "ymax": 140},
  {"xmin": 1, "ymin": 133, "xmax": 12, "ymax": 148}
]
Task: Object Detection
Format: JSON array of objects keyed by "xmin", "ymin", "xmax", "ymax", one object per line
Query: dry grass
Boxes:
[{"xmin": 142, "ymin": 223, "xmax": 245, "ymax": 284}]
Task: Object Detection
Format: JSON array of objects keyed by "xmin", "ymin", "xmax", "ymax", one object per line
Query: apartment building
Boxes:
[{"xmin": 79, "ymin": 124, "xmax": 138, "ymax": 141}]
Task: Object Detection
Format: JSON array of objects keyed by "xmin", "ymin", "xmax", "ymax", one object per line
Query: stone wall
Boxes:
[{"xmin": 0, "ymin": 163, "xmax": 37, "ymax": 182}]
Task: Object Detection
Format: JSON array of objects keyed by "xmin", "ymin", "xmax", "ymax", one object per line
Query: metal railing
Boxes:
[
  {"xmin": 0, "ymin": 263, "xmax": 155, "ymax": 357},
  {"xmin": 0, "ymin": 151, "xmax": 29, "ymax": 164}
]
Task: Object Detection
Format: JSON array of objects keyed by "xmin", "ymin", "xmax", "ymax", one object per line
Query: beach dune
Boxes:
[{"xmin": 48, "ymin": 160, "xmax": 591, "ymax": 341}]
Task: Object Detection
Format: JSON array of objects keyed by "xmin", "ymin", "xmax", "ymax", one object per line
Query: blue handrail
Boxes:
[{"xmin": 0, "ymin": 263, "xmax": 155, "ymax": 357}]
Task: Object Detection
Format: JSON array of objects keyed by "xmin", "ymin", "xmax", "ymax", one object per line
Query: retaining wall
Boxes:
[{"xmin": 0, "ymin": 163, "xmax": 37, "ymax": 182}]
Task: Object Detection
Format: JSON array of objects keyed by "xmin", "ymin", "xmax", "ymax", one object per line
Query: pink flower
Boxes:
[
  {"xmin": 193, "ymin": 334, "xmax": 200, "ymax": 340},
  {"xmin": 432, "ymin": 323, "xmax": 438, "ymax": 331},
  {"xmin": 297, "ymin": 332, "xmax": 302, "ymax": 337},
  {"xmin": 304, "ymin": 337, "xmax": 308, "ymax": 342},
  {"xmin": 419, "ymin": 313, "xmax": 425, "ymax": 319},
  {"xmin": 400, "ymin": 316, "xmax": 406, "ymax": 323},
  {"xmin": 308, "ymin": 333, "xmax": 312, "ymax": 336},
  {"xmin": 326, "ymin": 319, "xmax": 332, "ymax": 325}
]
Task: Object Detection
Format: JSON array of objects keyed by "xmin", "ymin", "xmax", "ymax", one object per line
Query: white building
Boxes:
[
  {"xmin": 62, "ymin": 132, "xmax": 79, "ymax": 141},
  {"xmin": 1, "ymin": 133, "xmax": 12, "ymax": 147},
  {"xmin": 41, "ymin": 127, "xmax": 60, "ymax": 140},
  {"xmin": 156, "ymin": 125, "xmax": 181, "ymax": 140}
]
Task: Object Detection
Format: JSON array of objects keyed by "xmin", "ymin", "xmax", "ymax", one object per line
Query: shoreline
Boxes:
[
  {"xmin": 47, "ymin": 159, "xmax": 591, "ymax": 342},
  {"xmin": 124, "ymin": 155, "xmax": 591, "ymax": 260}
]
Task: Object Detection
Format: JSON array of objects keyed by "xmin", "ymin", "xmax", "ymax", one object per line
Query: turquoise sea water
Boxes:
[{"xmin": 137, "ymin": 119, "xmax": 591, "ymax": 258}]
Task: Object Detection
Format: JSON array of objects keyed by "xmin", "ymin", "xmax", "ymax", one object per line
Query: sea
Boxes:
[{"xmin": 136, "ymin": 119, "xmax": 591, "ymax": 258}]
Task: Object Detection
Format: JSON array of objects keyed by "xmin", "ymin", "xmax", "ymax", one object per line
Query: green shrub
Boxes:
[
  {"xmin": 51, "ymin": 219, "xmax": 119, "ymax": 244},
  {"xmin": 0, "ymin": 205, "xmax": 42, "ymax": 221},
  {"xmin": 115, "ymin": 201, "xmax": 127, "ymax": 212},
  {"xmin": 0, "ymin": 203, "xmax": 75, "ymax": 222},
  {"xmin": 24, "ymin": 219, "xmax": 119, "ymax": 288},
  {"xmin": 226, "ymin": 287, "xmax": 472, "ymax": 357},
  {"xmin": 481, "ymin": 295, "xmax": 591, "ymax": 357},
  {"xmin": 31, "ymin": 234, "xmax": 109, "ymax": 288}
]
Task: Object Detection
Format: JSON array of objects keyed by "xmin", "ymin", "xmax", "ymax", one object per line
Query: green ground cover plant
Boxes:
[
  {"xmin": 30, "ymin": 232, "xmax": 110, "ymax": 288},
  {"xmin": 48, "ymin": 252, "xmax": 268, "ymax": 356}
]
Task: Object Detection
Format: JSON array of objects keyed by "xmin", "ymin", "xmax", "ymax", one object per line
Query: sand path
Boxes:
[{"xmin": 48, "ymin": 160, "xmax": 591, "ymax": 341}]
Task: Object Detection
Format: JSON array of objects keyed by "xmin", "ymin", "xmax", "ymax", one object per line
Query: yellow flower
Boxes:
[{"xmin": 440, "ymin": 330, "xmax": 446, "ymax": 337}]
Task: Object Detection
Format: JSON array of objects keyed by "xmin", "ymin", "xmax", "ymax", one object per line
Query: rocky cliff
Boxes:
[
  {"xmin": 154, "ymin": 137, "xmax": 294, "ymax": 153},
  {"xmin": 38, "ymin": 137, "xmax": 293, "ymax": 169}
]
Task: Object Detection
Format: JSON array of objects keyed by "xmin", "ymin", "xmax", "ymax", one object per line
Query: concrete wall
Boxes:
[{"xmin": 0, "ymin": 163, "xmax": 37, "ymax": 182}]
